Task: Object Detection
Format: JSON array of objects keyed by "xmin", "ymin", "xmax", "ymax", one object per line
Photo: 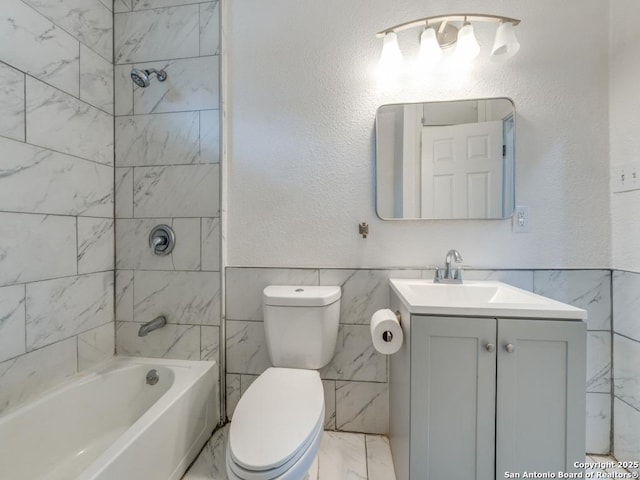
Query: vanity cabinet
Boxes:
[{"xmin": 389, "ymin": 303, "xmax": 586, "ymax": 480}]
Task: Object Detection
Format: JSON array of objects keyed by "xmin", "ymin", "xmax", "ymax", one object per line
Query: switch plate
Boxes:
[
  {"xmin": 513, "ymin": 206, "xmax": 529, "ymax": 233},
  {"xmin": 612, "ymin": 162, "xmax": 640, "ymax": 193}
]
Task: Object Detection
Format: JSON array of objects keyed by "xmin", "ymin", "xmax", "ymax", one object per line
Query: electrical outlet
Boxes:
[{"xmin": 513, "ymin": 206, "xmax": 529, "ymax": 233}]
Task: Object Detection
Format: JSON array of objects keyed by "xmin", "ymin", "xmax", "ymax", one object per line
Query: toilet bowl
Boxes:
[
  {"xmin": 226, "ymin": 368, "xmax": 324, "ymax": 480},
  {"xmin": 226, "ymin": 286, "xmax": 341, "ymax": 480}
]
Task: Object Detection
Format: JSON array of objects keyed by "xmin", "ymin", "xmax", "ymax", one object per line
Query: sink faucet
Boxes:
[
  {"xmin": 434, "ymin": 249, "xmax": 464, "ymax": 284},
  {"xmin": 138, "ymin": 316, "xmax": 167, "ymax": 337}
]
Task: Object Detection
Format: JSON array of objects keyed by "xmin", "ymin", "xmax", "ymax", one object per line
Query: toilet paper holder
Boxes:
[{"xmin": 381, "ymin": 311, "xmax": 402, "ymax": 343}]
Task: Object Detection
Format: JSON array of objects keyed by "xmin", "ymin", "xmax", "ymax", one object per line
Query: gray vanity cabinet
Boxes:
[
  {"xmin": 411, "ymin": 316, "xmax": 497, "ymax": 479},
  {"xmin": 390, "ymin": 310, "xmax": 586, "ymax": 480}
]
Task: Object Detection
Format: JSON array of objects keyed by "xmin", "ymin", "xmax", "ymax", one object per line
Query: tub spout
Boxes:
[{"xmin": 138, "ymin": 316, "xmax": 167, "ymax": 337}]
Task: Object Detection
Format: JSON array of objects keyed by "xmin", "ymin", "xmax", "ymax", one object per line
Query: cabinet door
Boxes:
[
  {"xmin": 496, "ymin": 319, "xmax": 586, "ymax": 478},
  {"xmin": 411, "ymin": 316, "xmax": 497, "ymax": 480}
]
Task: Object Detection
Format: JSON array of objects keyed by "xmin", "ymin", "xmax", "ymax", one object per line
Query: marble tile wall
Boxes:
[
  {"xmin": 612, "ymin": 271, "xmax": 640, "ymax": 472},
  {"xmin": 114, "ymin": 0, "xmax": 221, "ymax": 379},
  {"xmin": 0, "ymin": 0, "xmax": 115, "ymax": 415},
  {"xmin": 224, "ymin": 267, "xmax": 611, "ymax": 438},
  {"xmin": 532, "ymin": 270, "xmax": 613, "ymax": 454}
]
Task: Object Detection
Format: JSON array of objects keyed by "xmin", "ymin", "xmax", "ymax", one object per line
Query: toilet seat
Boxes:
[
  {"xmin": 227, "ymin": 367, "xmax": 325, "ymax": 480},
  {"xmin": 226, "ymin": 420, "xmax": 323, "ymax": 480}
]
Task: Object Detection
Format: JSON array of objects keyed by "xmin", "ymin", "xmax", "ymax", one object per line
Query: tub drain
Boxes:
[{"xmin": 146, "ymin": 369, "xmax": 159, "ymax": 385}]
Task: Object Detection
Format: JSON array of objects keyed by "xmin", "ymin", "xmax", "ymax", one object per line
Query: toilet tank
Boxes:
[{"xmin": 263, "ymin": 286, "xmax": 341, "ymax": 369}]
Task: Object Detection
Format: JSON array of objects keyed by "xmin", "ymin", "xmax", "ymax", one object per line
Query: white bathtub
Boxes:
[{"xmin": 0, "ymin": 356, "xmax": 218, "ymax": 480}]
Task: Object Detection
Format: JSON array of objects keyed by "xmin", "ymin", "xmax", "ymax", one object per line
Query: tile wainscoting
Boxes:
[
  {"xmin": 612, "ymin": 270, "xmax": 640, "ymax": 472},
  {"xmin": 225, "ymin": 267, "xmax": 614, "ymax": 452}
]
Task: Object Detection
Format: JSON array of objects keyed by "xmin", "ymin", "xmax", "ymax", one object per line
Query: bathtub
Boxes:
[{"xmin": 0, "ymin": 357, "xmax": 218, "ymax": 480}]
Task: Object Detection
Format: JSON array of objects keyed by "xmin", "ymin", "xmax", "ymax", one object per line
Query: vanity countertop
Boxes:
[{"xmin": 389, "ymin": 278, "xmax": 587, "ymax": 320}]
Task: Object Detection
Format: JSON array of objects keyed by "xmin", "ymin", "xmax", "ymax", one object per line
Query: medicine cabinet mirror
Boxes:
[{"xmin": 375, "ymin": 97, "xmax": 515, "ymax": 220}]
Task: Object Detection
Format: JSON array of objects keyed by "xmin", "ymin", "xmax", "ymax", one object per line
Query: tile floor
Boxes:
[
  {"xmin": 182, "ymin": 426, "xmax": 628, "ymax": 480},
  {"xmin": 182, "ymin": 425, "xmax": 396, "ymax": 480}
]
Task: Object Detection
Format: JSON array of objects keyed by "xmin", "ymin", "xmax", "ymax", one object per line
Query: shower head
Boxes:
[{"xmin": 130, "ymin": 68, "xmax": 167, "ymax": 88}]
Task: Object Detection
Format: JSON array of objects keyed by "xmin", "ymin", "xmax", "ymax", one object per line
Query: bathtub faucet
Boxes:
[{"xmin": 138, "ymin": 316, "xmax": 167, "ymax": 337}]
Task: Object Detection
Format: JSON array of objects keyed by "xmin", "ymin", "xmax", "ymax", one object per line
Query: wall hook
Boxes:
[{"xmin": 359, "ymin": 222, "xmax": 369, "ymax": 238}]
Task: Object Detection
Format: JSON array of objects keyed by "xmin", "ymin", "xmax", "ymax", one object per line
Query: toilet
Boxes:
[{"xmin": 226, "ymin": 285, "xmax": 341, "ymax": 480}]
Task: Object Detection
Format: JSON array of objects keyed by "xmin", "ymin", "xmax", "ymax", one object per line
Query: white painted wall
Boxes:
[
  {"xmin": 611, "ymin": 0, "xmax": 640, "ymax": 273},
  {"xmin": 227, "ymin": 0, "xmax": 610, "ymax": 269}
]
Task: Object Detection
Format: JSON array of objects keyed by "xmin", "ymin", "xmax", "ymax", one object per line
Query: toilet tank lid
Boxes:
[{"xmin": 263, "ymin": 286, "xmax": 341, "ymax": 306}]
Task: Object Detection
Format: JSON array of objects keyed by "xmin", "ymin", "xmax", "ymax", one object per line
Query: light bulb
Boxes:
[
  {"xmin": 455, "ymin": 23, "xmax": 480, "ymax": 62},
  {"xmin": 418, "ymin": 27, "xmax": 442, "ymax": 67},
  {"xmin": 491, "ymin": 21, "xmax": 520, "ymax": 57},
  {"xmin": 378, "ymin": 31, "xmax": 403, "ymax": 72}
]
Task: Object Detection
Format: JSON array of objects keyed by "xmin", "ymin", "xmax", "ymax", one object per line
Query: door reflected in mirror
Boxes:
[{"xmin": 375, "ymin": 98, "xmax": 515, "ymax": 220}]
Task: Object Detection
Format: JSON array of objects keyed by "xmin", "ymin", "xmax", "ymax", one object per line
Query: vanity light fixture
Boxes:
[
  {"xmin": 417, "ymin": 27, "xmax": 442, "ymax": 67},
  {"xmin": 455, "ymin": 22, "xmax": 481, "ymax": 61},
  {"xmin": 378, "ymin": 31, "xmax": 403, "ymax": 71},
  {"xmin": 376, "ymin": 13, "xmax": 521, "ymax": 68}
]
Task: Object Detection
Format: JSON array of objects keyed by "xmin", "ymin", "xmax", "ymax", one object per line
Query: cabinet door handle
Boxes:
[
  {"xmin": 485, "ymin": 343, "xmax": 495, "ymax": 352},
  {"xmin": 505, "ymin": 343, "xmax": 515, "ymax": 353}
]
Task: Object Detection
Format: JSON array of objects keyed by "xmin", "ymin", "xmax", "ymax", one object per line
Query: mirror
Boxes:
[{"xmin": 375, "ymin": 98, "xmax": 515, "ymax": 220}]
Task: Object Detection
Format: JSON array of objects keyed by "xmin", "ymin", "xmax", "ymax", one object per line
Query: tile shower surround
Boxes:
[
  {"xmin": 0, "ymin": 0, "xmax": 115, "ymax": 414},
  {"xmin": 113, "ymin": 0, "xmax": 222, "ymax": 399},
  {"xmin": 225, "ymin": 267, "xmax": 614, "ymax": 452}
]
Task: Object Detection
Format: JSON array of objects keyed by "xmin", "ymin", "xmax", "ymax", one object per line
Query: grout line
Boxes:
[
  {"xmin": 609, "ymin": 271, "xmax": 615, "ymax": 455},
  {"xmin": 0, "ymin": 269, "xmax": 115, "ymax": 290},
  {"xmin": 364, "ymin": 433, "xmax": 370, "ymax": 480},
  {"xmin": 77, "ymin": 41, "xmax": 81, "ymax": 98},
  {"xmin": 115, "ymin": 52, "xmax": 219, "ymax": 67},
  {"xmin": 122, "ymin": 0, "xmax": 215, "ymax": 14},
  {"xmin": 199, "ymin": 217, "xmax": 203, "ymax": 271},
  {"xmin": 116, "ymin": 107, "xmax": 219, "ymax": 119},
  {"xmin": 613, "ymin": 395, "xmax": 640, "ymax": 415},
  {"xmin": 23, "ymin": 284, "xmax": 27, "ymax": 355},
  {"xmin": 613, "ymin": 332, "xmax": 640, "ymax": 345},
  {"xmin": 0, "ymin": 210, "xmax": 112, "ymax": 220},
  {"xmin": 131, "ymin": 166, "xmax": 136, "ymax": 217},
  {"xmin": 22, "ymin": 72, "xmax": 27, "ymax": 142},
  {"xmin": 75, "ymin": 216, "xmax": 79, "ymax": 275},
  {"xmin": 0, "ymin": 131, "xmax": 115, "ymax": 169}
]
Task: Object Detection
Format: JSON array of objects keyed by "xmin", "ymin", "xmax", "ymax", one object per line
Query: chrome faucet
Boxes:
[
  {"xmin": 138, "ymin": 316, "xmax": 167, "ymax": 337},
  {"xmin": 434, "ymin": 249, "xmax": 464, "ymax": 284}
]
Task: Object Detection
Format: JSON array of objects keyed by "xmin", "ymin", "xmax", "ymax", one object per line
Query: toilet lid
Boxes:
[{"xmin": 229, "ymin": 368, "xmax": 324, "ymax": 471}]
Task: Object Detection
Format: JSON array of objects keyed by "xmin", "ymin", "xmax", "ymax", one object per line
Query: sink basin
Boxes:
[{"xmin": 390, "ymin": 279, "xmax": 586, "ymax": 320}]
